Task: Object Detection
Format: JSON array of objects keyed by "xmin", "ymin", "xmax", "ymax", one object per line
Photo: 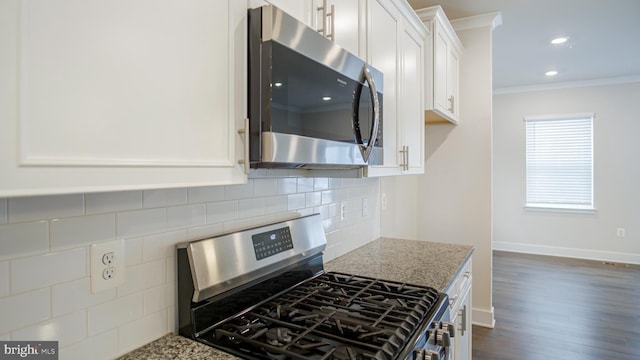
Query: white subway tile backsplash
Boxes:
[
  {"xmin": 206, "ymin": 201, "xmax": 238, "ymax": 224},
  {"xmin": 116, "ymin": 259, "xmax": 165, "ymax": 297},
  {"xmin": 187, "ymin": 186, "xmax": 224, "ymax": 204},
  {"xmin": 0, "ymin": 288, "xmax": 50, "ymax": 334},
  {"xmin": 253, "ymin": 178, "xmax": 278, "ymax": 197},
  {"xmin": 321, "ymin": 190, "xmax": 335, "ymax": 205},
  {"xmin": 85, "ymin": 191, "xmax": 142, "ymax": 215},
  {"xmin": 88, "ymin": 293, "xmax": 143, "ymax": 336},
  {"xmin": 1, "ymin": 175, "xmax": 380, "ymax": 355},
  {"xmin": 238, "ymin": 198, "xmax": 265, "ymax": 219},
  {"xmin": 59, "ymin": 330, "xmax": 118, "ymax": 360},
  {"xmin": 0, "ymin": 199, "xmax": 6, "ymax": 224},
  {"xmin": 0, "ymin": 262, "xmax": 8, "ymax": 297},
  {"xmin": 8, "ymin": 194, "xmax": 84, "ymax": 223},
  {"xmin": 0, "ymin": 221, "xmax": 49, "ymax": 261},
  {"xmin": 143, "ymin": 188, "xmax": 187, "ymax": 209},
  {"xmin": 297, "ymin": 178, "xmax": 314, "ymax": 192},
  {"xmin": 224, "ymin": 181, "xmax": 253, "ymax": 200},
  {"xmin": 287, "ymin": 194, "xmax": 306, "ymax": 211},
  {"xmin": 124, "ymin": 237, "xmax": 143, "ymax": 267},
  {"xmin": 50, "ymin": 214, "xmax": 115, "ymax": 250},
  {"xmin": 277, "ymin": 178, "xmax": 298, "ymax": 195},
  {"xmin": 11, "ymin": 310, "xmax": 87, "ymax": 347},
  {"xmin": 167, "ymin": 204, "xmax": 205, "ymax": 230},
  {"xmin": 142, "ymin": 230, "xmax": 187, "ymax": 262},
  {"xmin": 52, "ymin": 278, "xmax": 116, "ymax": 317},
  {"xmin": 143, "ymin": 285, "xmax": 167, "ymax": 315},
  {"xmin": 264, "ymin": 196, "xmax": 288, "ymax": 214},
  {"xmin": 11, "ymin": 248, "xmax": 87, "ymax": 294},
  {"xmin": 306, "ymin": 192, "xmax": 322, "ymax": 207},
  {"xmin": 314, "ymin": 178, "xmax": 329, "ymax": 191},
  {"xmin": 118, "ymin": 310, "xmax": 167, "ymax": 354},
  {"xmin": 187, "ymin": 223, "xmax": 224, "ymax": 240},
  {"xmin": 116, "ymin": 208, "xmax": 166, "ymax": 238}
]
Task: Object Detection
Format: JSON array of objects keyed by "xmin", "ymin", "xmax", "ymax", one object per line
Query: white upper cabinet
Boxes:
[
  {"xmin": 0, "ymin": 0, "xmax": 247, "ymax": 197},
  {"xmin": 416, "ymin": 6, "xmax": 463, "ymax": 124},
  {"xmin": 365, "ymin": 0, "xmax": 426, "ymax": 177},
  {"xmin": 257, "ymin": 0, "xmax": 313, "ymax": 26},
  {"xmin": 311, "ymin": 0, "xmax": 364, "ymax": 57}
]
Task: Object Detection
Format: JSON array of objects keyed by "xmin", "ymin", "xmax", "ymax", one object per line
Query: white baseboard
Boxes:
[
  {"xmin": 472, "ymin": 306, "xmax": 495, "ymax": 328},
  {"xmin": 493, "ymin": 241, "xmax": 640, "ymax": 265}
]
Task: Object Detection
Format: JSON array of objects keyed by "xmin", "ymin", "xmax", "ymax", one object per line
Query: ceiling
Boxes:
[{"xmin": 407, "ymin": 0, "xmax": 640, "ymax": 90}]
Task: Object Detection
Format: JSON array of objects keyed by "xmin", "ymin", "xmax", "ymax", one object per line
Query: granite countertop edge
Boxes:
[{"xmin": 118, "ymin": 237, "xmax": 474, "ymax": 360}]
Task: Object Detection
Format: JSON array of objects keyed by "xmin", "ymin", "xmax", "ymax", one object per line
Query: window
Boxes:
[{"xmin": 524, "ymin": 113, "xmax": 594, "ymax": 211}]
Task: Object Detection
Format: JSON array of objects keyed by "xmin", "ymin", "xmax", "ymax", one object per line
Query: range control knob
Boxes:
[
  {"xmin": 441, "ymin": 321, "xmax": 456, "ymax": 337},
  {"xmin": 436, "ymin": 329, "xmax": 451, "ymax": 347},
  {"xmin": 413, "ymin": 349, "xmax": 424, "ymax": 360},
  {"xmin": 424, "ymin": 349, "xmax": 440, "ymax": 360}
]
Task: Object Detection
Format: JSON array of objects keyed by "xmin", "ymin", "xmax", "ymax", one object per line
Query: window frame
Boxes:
[{"xmin": 523, "ymin": 112, "xmax": 595, "ymax": 213}]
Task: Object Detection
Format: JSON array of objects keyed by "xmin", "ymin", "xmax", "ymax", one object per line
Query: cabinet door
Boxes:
[
  {"xmin": 364, "ymin": 0, "xmax": 401, "ymax": 177},
  {"xmin": 447, "ymin": 48, "xmax": 460, "ymax": 118},
  {"xmin": 264, "ymin": 0, "xmax": 313, "ymax": 26},
  {"xmin": 432, "ymin": 22, "xmax": 449, "ymax": 116},
  {"xmin": 312, "ymin": 0, "xmax": 362, "ymax": 56},
  {"xmin": 0, "ymin": 0, "xmax": 247, "ymax": 196},
  {"xmin": 400, "ymin": 25, "xmax": 424, "ymax": 174},
  {"xmin": 454, "ymin": 285, "xmax": 472, "ymax": 360}
]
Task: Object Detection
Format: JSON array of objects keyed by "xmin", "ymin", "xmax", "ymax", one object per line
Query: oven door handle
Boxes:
[{"xmin": 352, "ymin": 65, "xmax": 380, "ymax": 163}]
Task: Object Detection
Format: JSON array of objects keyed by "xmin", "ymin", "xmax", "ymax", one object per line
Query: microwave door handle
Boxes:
[{"xmin": 352, "ymin": 66, "xmax": 380, "ymax": 162}]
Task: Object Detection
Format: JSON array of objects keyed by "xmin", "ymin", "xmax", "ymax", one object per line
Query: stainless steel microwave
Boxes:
[{"xmin": 248, "ymin": 5, "xmax": 383, "ymax": 169}]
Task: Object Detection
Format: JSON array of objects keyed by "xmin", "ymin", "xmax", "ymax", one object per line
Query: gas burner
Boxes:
[
  {"xmin": 265, "ymin": 327, "xmax": 293, "ymax": 346},
  {"xmin": 332, "ymin": 346, "xmax": 359, "ymax": 360}
]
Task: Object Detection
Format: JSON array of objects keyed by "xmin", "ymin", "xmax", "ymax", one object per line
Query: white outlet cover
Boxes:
[{"xmin": 90, "ymin": 239, "xmax": 125, "ymax": 293}]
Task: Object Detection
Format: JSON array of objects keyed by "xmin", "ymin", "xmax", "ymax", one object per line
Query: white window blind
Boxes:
[{"xmin": 525, "ymin": 113, "xmax": 594, "ymax": 210}]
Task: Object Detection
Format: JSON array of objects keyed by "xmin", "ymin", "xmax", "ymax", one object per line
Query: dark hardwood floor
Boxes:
[{"xmin": 472, "ymin": 251, "xmax": 640, "ymax": 360}]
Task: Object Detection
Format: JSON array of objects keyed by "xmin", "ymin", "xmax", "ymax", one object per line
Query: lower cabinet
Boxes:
[{"xmin": 447, "ymin": 256, "xmax": 472, "ymax": 360}]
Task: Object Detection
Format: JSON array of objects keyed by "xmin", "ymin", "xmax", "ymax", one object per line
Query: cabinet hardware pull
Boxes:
[
  {"xmin": 237, "ymin": 117, "xmax": 249, "ymax": 175},
  {"xmin": 317, "ymin": 0, "xmax": 327, "ymax": 37},
  {"xmin": 328, "ymin": 4, "xmax": 335, "ymax": 41},
  {"xmin": 459, "ymin": 304, "xmax": 467, "ymax": 336},
  {"xmin": 405, "ymin": 146, "xmax": 409, "ymax": 171}
]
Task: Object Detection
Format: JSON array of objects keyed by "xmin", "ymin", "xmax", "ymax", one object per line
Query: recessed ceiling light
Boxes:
[
  {"xmin": 322, "ymin": 96, "xmax": 332, "ymax": 101},
  {"xmin": 551, "ymin": 37, "xmax": 568, "ymax": 45},
  {"xmin": 274, "ymin": 82, "xmax": 283, "ymax": 87},
  {"xmin": 545, "ymin": 70, "xmax": 558, "ymax": 77}
]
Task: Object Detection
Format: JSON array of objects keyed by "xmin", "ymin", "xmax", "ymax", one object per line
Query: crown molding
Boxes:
[
  {"xmin": 494, "ymin": 75, "xmax": 640, "ymax": 95},
  {"xmin": 452, "ymin": 12, "xmax": 503, "ymax": 31}
]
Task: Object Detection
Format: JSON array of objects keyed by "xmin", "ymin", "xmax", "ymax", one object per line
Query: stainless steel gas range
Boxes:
[{"xmin": 177, "ymin": 214, "xmax": 454, "ymax": 359}]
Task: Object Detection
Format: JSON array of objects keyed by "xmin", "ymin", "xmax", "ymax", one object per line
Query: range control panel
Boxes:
[{"xmin": 252, "ymin": 226, "xmax": 294, "ymax": 260}]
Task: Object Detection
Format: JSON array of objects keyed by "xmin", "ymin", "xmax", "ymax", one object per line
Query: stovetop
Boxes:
[{"xmin": 200, "ymin": 271, "xmax": 441, "ymax": 360}]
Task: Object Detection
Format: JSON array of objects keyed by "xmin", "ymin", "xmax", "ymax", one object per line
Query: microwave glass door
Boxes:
[{"xmin": 267, "ymin": 42, "xmax": 382, "ymax": 149}]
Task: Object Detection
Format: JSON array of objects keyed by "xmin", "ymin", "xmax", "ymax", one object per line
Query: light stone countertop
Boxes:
[{"xmin": 118, "ymin": 237, "xmax": 473, "ymax": 360}]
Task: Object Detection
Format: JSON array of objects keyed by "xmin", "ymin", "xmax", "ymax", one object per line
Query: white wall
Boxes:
[
  {"xmin": 380, "ymin": 175, "xmax": 420, "ymax": 239},
  {"xmin": 417, "ymin": 23, "xmax": 495, "ymax": 327},
  {"xmin": 493, "ymin": 82, "xmax": 640, "ymax": 263},
  {"xmin": 0, "ymin": 176, "xmax": 380, "ymax": 359}
]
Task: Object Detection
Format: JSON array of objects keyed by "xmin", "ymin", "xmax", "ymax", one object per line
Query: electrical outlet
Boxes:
[
  {"xmin": 616, "ymin": 228, "xmax": 626, "ymax": 238},
  {"xmin": 381, "ymin": 193, "xmax": 387, "ymax": 211},
  {"xmin": 340, "ymin": 202, "xmax": 346, "ymax": 222},
  {"xmin": 91, "ymin": 239, "xmax": 125, "ymax": 293},
  {"xmin": 102, "ymin": 252, "xmax": 115, "ymax": 265},
  {"xmin": 102, "ymin": 267, "xmax": 116, "ymax": 279}
]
